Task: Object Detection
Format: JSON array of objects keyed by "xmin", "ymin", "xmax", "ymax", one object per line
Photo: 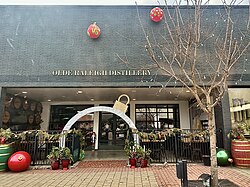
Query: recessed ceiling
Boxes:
[{"xmin": 6, "ymin": 87, "xmax": 194, "ymax": 102}]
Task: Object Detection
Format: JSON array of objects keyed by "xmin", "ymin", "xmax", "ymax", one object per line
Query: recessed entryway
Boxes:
[{"xmin": 84, "ymin": 150, "xmax": 127, "ymax": 161}]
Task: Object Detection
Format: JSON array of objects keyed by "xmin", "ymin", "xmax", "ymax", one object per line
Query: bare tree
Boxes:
[{"xmin": 119, "ymin": 0, "xmax": 249, "ymax": 186}]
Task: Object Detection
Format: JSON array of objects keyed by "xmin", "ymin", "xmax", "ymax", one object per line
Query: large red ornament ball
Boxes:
[
  {"xmin": 87, "ymin": 22, "xmax": 101, "ymax": 39},
  {"xmin": 8, "ymin": 151, "xmax": 31, "ymax": 172},
  {"xmin": 150, "ymin": 7, "xmax": 164, "ymax": 22}
]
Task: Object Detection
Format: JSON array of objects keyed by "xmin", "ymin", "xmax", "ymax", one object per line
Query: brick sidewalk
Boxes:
[{"xmin": 0, "ymin": 161, "xmax": 250, "ymax": 187}]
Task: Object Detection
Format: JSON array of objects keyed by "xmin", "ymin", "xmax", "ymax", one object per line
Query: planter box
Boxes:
[{"xmin": 231, "ymin": 140, "xmax": 250, "ymax": 168}]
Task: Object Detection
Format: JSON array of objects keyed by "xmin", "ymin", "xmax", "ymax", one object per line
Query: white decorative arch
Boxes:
[{"xmin": 60, "ymin": 106, "xmax": 137, "ymax": 147}]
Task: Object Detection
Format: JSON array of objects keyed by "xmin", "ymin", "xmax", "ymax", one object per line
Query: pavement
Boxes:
[{"xmin": 0, "ymin": 161, "xmax": 250, "ymax": 187}]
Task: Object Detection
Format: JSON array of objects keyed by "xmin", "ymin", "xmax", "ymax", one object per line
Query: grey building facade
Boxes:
[{"xmin": 0, "ymin": 5, "xmax": 249, "ymax": 151}]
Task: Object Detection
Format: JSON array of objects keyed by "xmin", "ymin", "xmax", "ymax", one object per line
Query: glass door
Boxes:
[{"xmin": 99, "ymin": 111, "xmax": 129, "ymax": 150}]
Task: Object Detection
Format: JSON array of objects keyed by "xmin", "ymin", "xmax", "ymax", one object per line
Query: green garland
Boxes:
[
  {"xmin": 1, "ymin": 127, "xmax": 209, "ymax": 144},
  {"xmin": 0, "ymin": 128, "xmax": 87, "ymax": 161},
  {"xmin": 0, "ymin": 128, "xmax": 86, "ymax": 147},
  {"xmin": 131, "ymin": 128, "xmax": 209, "ymax": 141}
]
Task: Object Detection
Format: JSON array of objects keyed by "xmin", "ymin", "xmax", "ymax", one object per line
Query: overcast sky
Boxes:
[{"xmin": 0, "ymin": 0, "xmax": 249, "ymax": 5}]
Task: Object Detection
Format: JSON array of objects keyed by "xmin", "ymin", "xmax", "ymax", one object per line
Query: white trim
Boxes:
[
  {"xmin": 230, "ymin": 104, "xmax": 250, "ymax": 112},
  {"xmin": 60, "ymin": 106, "xmax": 136, "ymax": 147}
]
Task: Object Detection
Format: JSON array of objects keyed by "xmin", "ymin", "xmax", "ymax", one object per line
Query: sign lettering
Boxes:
[{"xmin": 52, "ymin": 69, "xmax": 151, "ymax": 76}]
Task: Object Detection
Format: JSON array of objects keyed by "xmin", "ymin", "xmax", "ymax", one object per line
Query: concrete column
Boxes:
[
  {"xmin": 0, "ymin": 87, "xmax": 7, "ymax": 128},
  {"xmin": 215, "ymin": 102, "xmax": 224, "ymax": 148},
  {"xmin": 130, "ymin": 102, "xmax": 139, "ymax": 144},
  {"xmin": 220, "ymin": 91, "xmax": 232, "ymax": 151},
  {"xmin": 40, "ymin": 102, "xmax": 50, "ymax": 130},
  {"xmin": 93, "ymin": 103, "xmax": 99, "ymax": 150}
]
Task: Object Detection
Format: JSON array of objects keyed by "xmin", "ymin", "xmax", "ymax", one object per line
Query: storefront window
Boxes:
[
  {"xmin": 49, "ymin": 105, "xmax": 93, "ymax": 130},
  {"xmin": 135, "ymin": 104, "xmax": 180, "ymax": 132},
  {"xmin": 229, "ymin": 88, "xmax": 250, "ymax": 126},
  {"xmin": 2, "ymin": 94, "xmax": 43, "ymax": 131}
]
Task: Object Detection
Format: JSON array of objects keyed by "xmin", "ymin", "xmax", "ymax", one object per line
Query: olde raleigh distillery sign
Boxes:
[{"xmin": 52, "ymin": 69, "xmax": 151, "ymax": 76}]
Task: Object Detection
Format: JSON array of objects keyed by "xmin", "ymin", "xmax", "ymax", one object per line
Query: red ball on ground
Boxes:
[{"xmin": 8, "ymin": 151, "xmax": 31, "ymax": 172}]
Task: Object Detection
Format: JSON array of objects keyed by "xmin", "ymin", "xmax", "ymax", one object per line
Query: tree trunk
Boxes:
[{"xmin": 208, "ymin": 105, "xmax": 218, "ymax": 186}]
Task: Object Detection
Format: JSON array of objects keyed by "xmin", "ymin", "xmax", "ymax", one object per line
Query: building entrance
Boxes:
[{"xmin": 99, "ymin": 111, "xmax": 129, "ymax": 150}]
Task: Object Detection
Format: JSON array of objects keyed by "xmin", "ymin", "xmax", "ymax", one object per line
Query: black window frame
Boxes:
[{"xmin": 135, "ymin": 104, "xmax": 180, "ymax": 132}]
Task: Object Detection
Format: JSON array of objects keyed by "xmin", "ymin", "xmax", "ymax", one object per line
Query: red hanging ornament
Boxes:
[
  {"xmin": 8, "ymin": 151, "xmax": 31, "ymax": 172},
  {"xmin": 150, "ymin": 7, "xmax": 164, "ymax": 22},
  {"xmin": 87, "ymin": 22, "xmax": 101, "ymax": 39},
  {"xmin": 1, "ymin": 137, "xmax": 6, "ymax": 144}
]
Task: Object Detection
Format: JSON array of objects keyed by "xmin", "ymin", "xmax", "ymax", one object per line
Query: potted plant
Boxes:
[
  {"xmin": 228, "ymin": 121, "xmax": 249, "ymax": 140},
  {"xmin": 47, "ymin": 146, "xmax": 60, "ymax": 170},
  {"xmin": 124, "ymin": 140, "xmax": 137, "ymax": 168},
  {"xmin": 228, "ymin": 121, "xmax": 250, "ymax": 168},
  {"xmin": 59, "ymin": 147, "xmax": 73, "ymax": 170},
  {"xmin": 136, "ymin": 145, "xmax": 152, "ymax": 168},
  {"xmin": 0, "ymin": 128, "xmax": 14, "ymax": 171}
]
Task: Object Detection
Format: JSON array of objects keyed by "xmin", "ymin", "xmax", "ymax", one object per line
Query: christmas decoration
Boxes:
[
  {"xmin": 0, "ymin": 144, "xmax": 13, "ymax": 171},
  {"xmin": 87, "ymin": 22, "xmax": 101, "ymax": 39},
  {"xmin": 1, "ymin": 137, "xmax": 5, "ymax": 144},
  {"xmin": 150, "ymin": 7, "xmax": 164, "ymax": 22},
  {"xmin": 8, "ymin": 151, "xmax": 31, "ymax": 172},
  {"xmin": 228, "ymin": 158, "xmax": 233, "ymax": 164},
  {"xmin": 133, "ymin": 128, "xmax": 209, "ymax": 141},
  {"xmin": 216, "ymin": 148, "xmax": 229, "ymax": 166}
]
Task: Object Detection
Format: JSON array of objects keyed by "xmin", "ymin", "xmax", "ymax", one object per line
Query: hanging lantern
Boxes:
[
  {"xmin": 87, "ymin": 22, "xmax": 101, "ymax": 39},
  {"xmin": 150, "ymin": 7, "xmax": 164, "ymax": 22}
]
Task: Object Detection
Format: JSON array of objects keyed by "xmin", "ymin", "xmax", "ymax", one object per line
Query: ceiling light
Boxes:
[
  {"xmin": 77, "ymin": 90, "xmax": 83, "ymax": 94},
  {"xmin": 22, "ymin": 91, "xmax": 28, "ymax": 94},
  {"xmin": 66, "ymin": 107, "xmax": 74, "ymax": 109},
  {"xmin": 47, "ymin": 99, "xmax": 51, "ymax": 102},
  {"xmin": 132, "ymin": 98, "xmax": 136, "ymax": 101},
  {"xmin": 131, "ymin": 90, "xmax": 136, "ymax": 93},
  {"xmin": 186, "ymin": 90, "xmax": 190, "ymax": 93},
  {"xmin": 90, "ymin": 98, "xmax": 94, "ymax": 101}
]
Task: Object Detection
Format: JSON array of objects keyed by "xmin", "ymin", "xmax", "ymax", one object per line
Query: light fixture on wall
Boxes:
[
  {"xmin": 23, "ymin": 96, "xmax": 28, "ymax": 104},
  {"xmin": 77, "ymin": 90, "xmax": 83, "ymax": 94}
]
